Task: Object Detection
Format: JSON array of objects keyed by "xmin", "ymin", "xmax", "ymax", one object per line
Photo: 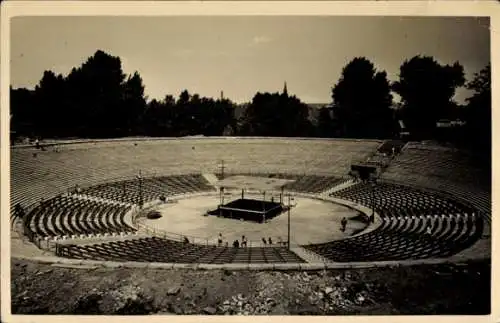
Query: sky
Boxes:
[{"xmin": 10, "ymin": 16, "xmax": 490, "ymax": 104}]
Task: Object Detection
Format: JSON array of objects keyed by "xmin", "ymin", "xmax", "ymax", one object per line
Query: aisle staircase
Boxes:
[
  {"xmin": 203, "ymin": 173, "xmax": 219, "ymax": 187},
  {"xmin": 290, "ymin": 245, "xmax": 335, "ymax": 264}
]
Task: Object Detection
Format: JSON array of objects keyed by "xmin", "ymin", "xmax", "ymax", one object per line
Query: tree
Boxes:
[
  {"xmin": 331, "ymin": 57, "xmax": 394, "ymax": 139},
  {"xmin": 392, "ymin": 56, "xmax": 465, "ymax": 139},
  {"xmin": 316, "ymin": 107, "xmax": 334, "ymax": 138},
  {"xmin": 10, "ymin": 87, "xmax": 36, "ymax": 137},
  {"xmin": 122, "ymin": 71, "xmax": 146, "ymax": 136},
  {"xmin": 240, "ymin": 89, "xmax": 311, "ymax": 137},
  {"xmin": 63, "ymin": 50, "xmax": 127, "ymax": 137},
  {"xmin": 32, "ymin": 70, "xmax": 66, "ymax": 137},
  {"xmin": 464, "ymin": 64, "xmax": 491, "ymax": 155}
]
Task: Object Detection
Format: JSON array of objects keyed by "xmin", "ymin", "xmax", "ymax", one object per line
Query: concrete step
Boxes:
[
  {"xmin": 321, "ymin": 178, "xmax": 356, "ymax": 195},
  {"xmin": 202, "ymin": 173, "xmax": 219, "ymax": 187},
  {"xmin": 290, "ymin": 245, "xmax": 334, "ymax": 264}
]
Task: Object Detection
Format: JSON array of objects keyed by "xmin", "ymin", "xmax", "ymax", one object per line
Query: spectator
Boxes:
[
  {"xmin": 233, "ymin": 240, "xmax": 240, "ymax": 248},
  {"xmin": 268, "ymin": 237, "xmax": 273, "ymax": 245},
  {"xmin": 225, "ymin": 241, "xmax": 229, "ymax": 247},
  {"xmin": 218, "ymin": 233, "xmax": 223, "ymax": 246},
  {"xmin": 262, "ymin": 237, "xmax": 267, "ymax": 245},
  {"xmin": 15, "ymin": 203, "xmax": 24, "ymax": 219},
  {"xmin": 241, "ymin": 235, "xmax": 247, "ymax": 247},
  {"xmin": 341, "ymin": 217, "xmax": 348, "ymax": 232},
  {"xmin": 183, "ymin": 236, "xmax": 190, "ymax": 244},
  {"xmin": 426, "ymin": 224, "xmax": 432, "ymax": 236}
]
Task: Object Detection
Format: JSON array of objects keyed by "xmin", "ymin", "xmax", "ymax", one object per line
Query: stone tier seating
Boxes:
[
  {"xmin": 302, "ymin": 182, "xmax": 484, "ymax": 262},
  {"xmin": 216, "ymin": 173, "xmax": 346, "ymax": 194},
  {"xmin": 57, "ymin": 236, "xmax": 305, "ymax": 264},
  {"xmin": 11, "ymin": 138, "xmax": 379, "ymax": 222},
  {"xmin": 24, "ymin": 195, "xmax": 136, "ymax": 241},
  {"xmin": 377, "ymin": 140, "xmax": 406, "ymax": 155},
  {"xmin": 381, "ymin": 142, "xmax": 491, "ymax": 224},
  {"xmin": 281, "ymin": 175, "xmax": 345, "ymax": 194},
  {"xmin": 81, "ymin": 174, "xmax": 215, "ymax": 205}
]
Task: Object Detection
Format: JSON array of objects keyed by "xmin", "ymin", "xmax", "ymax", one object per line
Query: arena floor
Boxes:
[{"xmin": 141, "ymin": 193, "xmax": 365, "ymax": 246}]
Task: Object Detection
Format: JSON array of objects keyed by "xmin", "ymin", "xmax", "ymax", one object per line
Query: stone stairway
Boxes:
[
  {"xmin": 320, "ymin": 178, "xmax": 356, "ymax": 196},
  {"xmin": 203, "ymin": 173, "xmax": 220, "ymax": 187},
  {"xmin": 290, "ymin": 245, "xmax": 335, "ymax": 264}
]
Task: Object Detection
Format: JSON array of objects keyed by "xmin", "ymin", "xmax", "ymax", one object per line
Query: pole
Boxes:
[
  {"xmin": 139, "ymin": 170, "xmax": 143, "ymax": 209},
  {"xmin": 219, "ymin": 160, "xmax": 225, "ymax": 180},
  {"xmin": 287, "ymin": 193, "xmax": 291, "ymax": 250},
  {"xmin": 371, "ymin": 180, "xmax": 375, "ymax": 218}
]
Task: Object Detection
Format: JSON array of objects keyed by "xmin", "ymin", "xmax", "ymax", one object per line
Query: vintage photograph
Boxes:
[{"xmin": 4, "ymin": 3, "xmax": 493, "ymax": 318}]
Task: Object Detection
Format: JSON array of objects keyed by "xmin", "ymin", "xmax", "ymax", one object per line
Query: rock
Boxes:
[
  {"xmin": 356, "ymin": 295, "xmax": 365, "ymax": 303},
  {"xmin": 203, "ymin": 306, "xmax": 217, "ymax": 315},
  {"xmin": 168, "ymin": 304, "xmax": 183, "ymax": 315},
  {"xmin": 324, "ymin": 287, "xmax": 334, "ymax": 295},
  {"xmin": 167, "ymin": 287, "xmax": 180, "ymax": 296},
  {"xmin": 308, "ymin": 295, "xmax": 318, "ymax": 305},
  {"xmin": 265, "ymin": 297, "xmax": 275, "ymax": 304}
]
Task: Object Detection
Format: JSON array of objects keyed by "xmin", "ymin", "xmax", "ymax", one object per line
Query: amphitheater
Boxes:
[{"xmin": 10, "ymin": 137, "xmax": 491, "ymax": 270}]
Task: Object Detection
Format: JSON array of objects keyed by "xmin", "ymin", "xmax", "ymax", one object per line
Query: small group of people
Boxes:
[
  {"xmin": 218, "ymin": 234, "xmax": 247, "ymax": 248},
  {"xmin": 217, "ymin": 233, "xmax": 285, "ymax": 248},
  {"xmin": 261, "ymin": 237, "xmax": 273, "ymax": 245}
]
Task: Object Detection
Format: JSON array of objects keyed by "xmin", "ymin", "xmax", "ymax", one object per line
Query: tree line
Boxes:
[{"xmin": 10, "ymin": 50, "xmax": 490, "ymax": 152}]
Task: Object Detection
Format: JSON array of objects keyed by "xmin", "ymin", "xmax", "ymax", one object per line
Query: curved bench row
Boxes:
[
  {"xmin": 302, "ymin": 182, "xmax": 484, "ymax": 262},
  {"xmin": 56, "ymin": 236, "xmax": 305, "ymax": 264},
  {"xmin": 22, "ymin": 174, "xmax": 217, "ymax": 242},
  {"xmin": 11, "ymin": 138, "xmax": 380, "ymax": 218},
  {"xmin": 24, "ymin": 195, "xmax": 136, "ymax": 240},
  {"xmin": 81, "ymin": 174, "xmax": 215, "ymax": 204}
]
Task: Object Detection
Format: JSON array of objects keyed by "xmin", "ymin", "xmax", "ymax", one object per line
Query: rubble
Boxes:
[
  {"xmin": 11, "ymin": 259, "xmax": 490, "ymax": 315},
  {"xmin": 167, "ymin": 286, "xmax": 181, "ymax": 296}
]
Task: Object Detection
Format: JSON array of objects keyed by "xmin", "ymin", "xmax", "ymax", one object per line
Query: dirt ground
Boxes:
[
  {"xmin": 10, "ymin": 258, "xmax": 490, "ymax": 315},
  {"xmin": 142, "ymin": 193, "xmax": 363, "ymax": 245}
]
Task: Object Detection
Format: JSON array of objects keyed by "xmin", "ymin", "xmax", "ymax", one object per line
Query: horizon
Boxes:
[{"xmin": 11, "ymin": 16, "xmax": 490, "ymax": 105}]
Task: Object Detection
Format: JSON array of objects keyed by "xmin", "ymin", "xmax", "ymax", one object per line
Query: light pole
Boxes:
[
  {"xmin": 287, "ymin": 193, "xmax": 291, "ymax": 250},
  {"xmin": 138, "ymin": 170, "xmax": 143, "ymax": 209},
  {"xmin": 218, "ymin": 160, "xmax": 225, "ymax": 180},
  {"xmin": 370, "ymin": 178, "xmax": 376, "ymax": 221}
]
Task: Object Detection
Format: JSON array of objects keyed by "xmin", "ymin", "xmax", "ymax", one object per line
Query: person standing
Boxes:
[
  {"xmin": 218, "ymin": 233, "xmax": 223, "ymax": 247},
  {"xmin": 341, "ymin": 217, "xmax": 348, "ymax": 232}
]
